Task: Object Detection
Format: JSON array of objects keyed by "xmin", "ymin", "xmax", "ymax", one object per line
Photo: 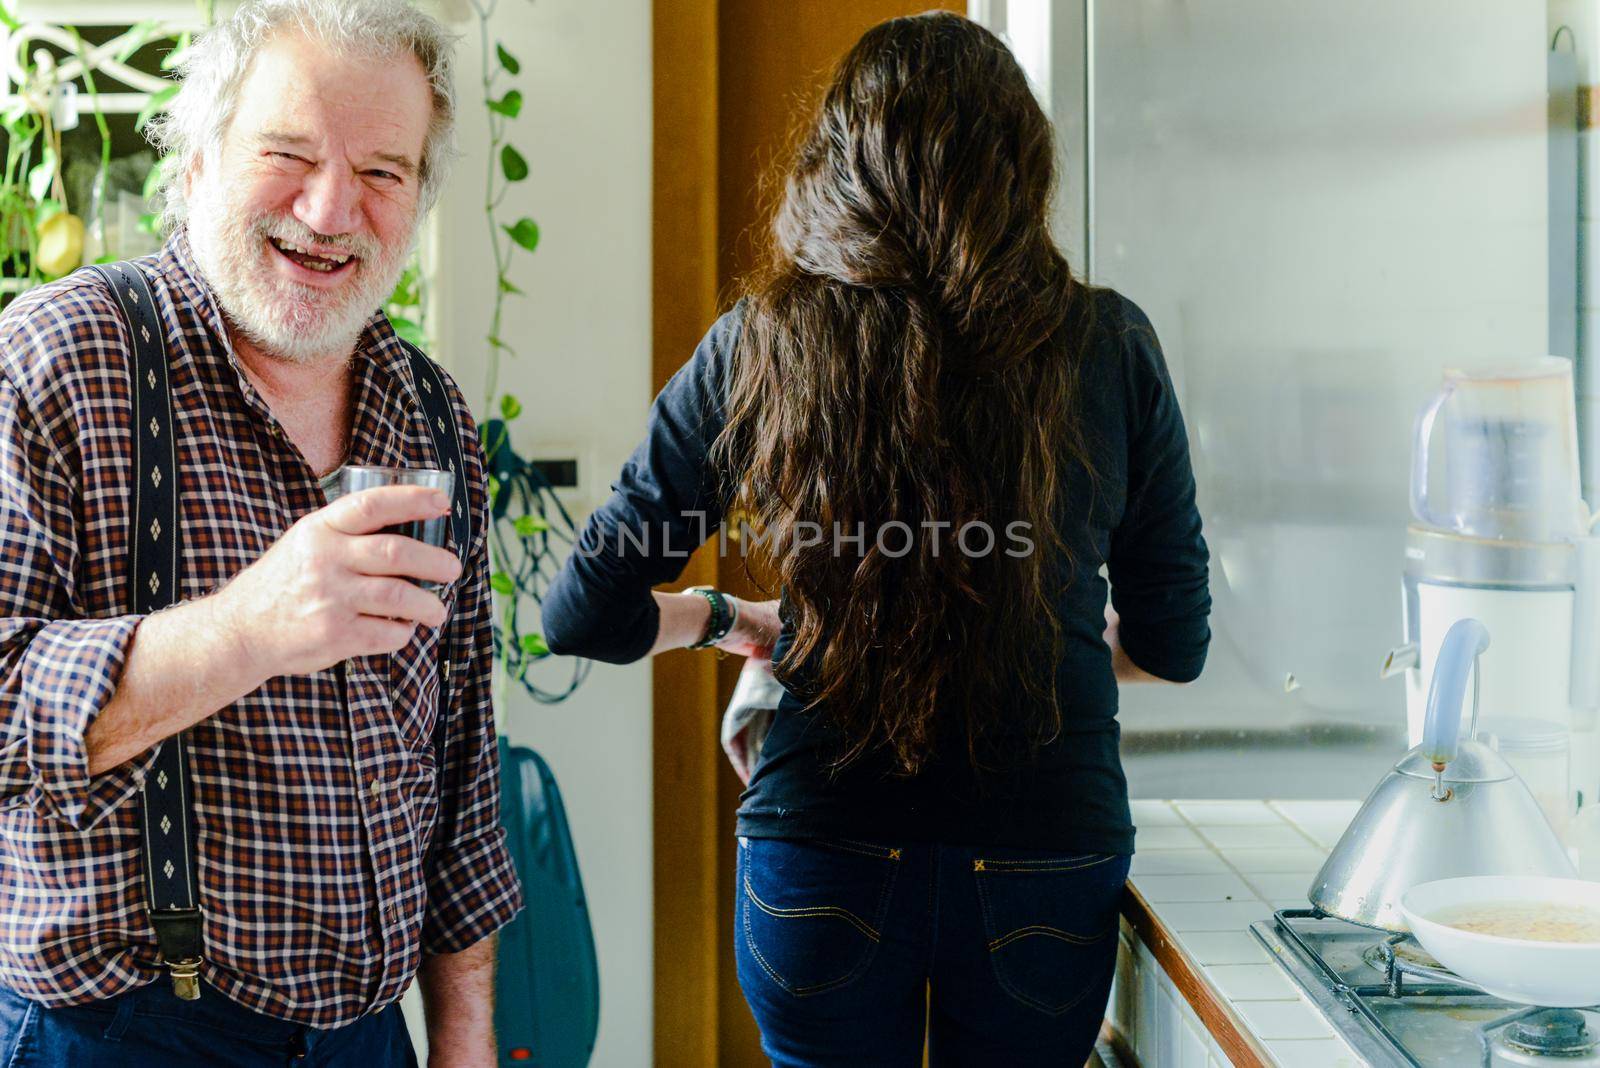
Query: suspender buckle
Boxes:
[
  {"xmin": 166, "ymin": 956, "xmax": 203, "ymax": 1001},
  {"xmin": 151, "ymin": 906, "xmax": 204, "ymax": 1000}
]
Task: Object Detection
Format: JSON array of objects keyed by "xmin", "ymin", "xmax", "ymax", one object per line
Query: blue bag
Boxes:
[{"xmin": 494, "ymin": 739, "xmax": 601, "ymax": 1066}]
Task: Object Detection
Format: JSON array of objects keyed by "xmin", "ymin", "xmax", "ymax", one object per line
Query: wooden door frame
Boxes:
[{"xmin": 652, "ymin": 0, "xmax": 724, "ymax": 1063}]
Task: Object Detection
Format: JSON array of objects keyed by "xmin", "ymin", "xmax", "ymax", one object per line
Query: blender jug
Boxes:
[
  {"xmin": 1410, "ymin": 357, "xmax": 1587, "ymax": 542},
  {"xmin": 1400, "ymin": 356, "xmax": 1600, "ymax": 816}
]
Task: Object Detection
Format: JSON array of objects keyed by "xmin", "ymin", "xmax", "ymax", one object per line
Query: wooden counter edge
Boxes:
[{"xmin": 1115, "ymin": 881, "xmax": 1275, "ymax": 1068}]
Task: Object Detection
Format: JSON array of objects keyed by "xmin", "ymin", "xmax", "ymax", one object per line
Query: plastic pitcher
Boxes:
[{"xmin": 1411, "ymin": 357, "xmax": 1587, "ymax": 542}]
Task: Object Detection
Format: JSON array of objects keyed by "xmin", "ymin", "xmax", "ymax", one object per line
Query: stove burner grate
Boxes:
[
  {"xmin": 1268, "ymin": 909, "xmax": 1600, "ymax": 1067},
  {"xmin": 1503, "ymin": 1008, "xmax": 1599, "ymax": 1057}
]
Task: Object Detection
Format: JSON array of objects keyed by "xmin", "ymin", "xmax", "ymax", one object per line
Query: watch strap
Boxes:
[{"xmin": 685, "ymin": 587, "xmax": 735, "ymax": 649}]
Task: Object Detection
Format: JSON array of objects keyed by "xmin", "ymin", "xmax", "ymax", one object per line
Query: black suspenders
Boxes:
[
  {"xmin": 89, "ymin": 262, "xmax": 202, "ymax": 1000},
  {"xmin": 399, "ymin": 340, "xmax": 471, "ymax": 610},
  {"xmin": 396, "ymin": 341, "xmax": 472, "ymax": 765},
  {"xmin": 89, "ymin": 262, "xmax": 471, "ymax": 1001}
]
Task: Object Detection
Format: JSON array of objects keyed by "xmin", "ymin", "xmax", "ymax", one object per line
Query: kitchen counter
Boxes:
[{"xmin": 1105, "ymin": 799, "xmax": 1368, "ymax": 1068}]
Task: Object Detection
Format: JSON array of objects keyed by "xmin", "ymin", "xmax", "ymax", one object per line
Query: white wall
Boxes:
[{"xmin": 404, "ymin": 0, "xmax": 654, "ymax": 1063}]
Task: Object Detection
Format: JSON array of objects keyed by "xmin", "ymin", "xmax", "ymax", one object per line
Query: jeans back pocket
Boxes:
[
  {"xmin": 972, "ymin": 851, "xmax": 1130, "ymax": 1016},
  {"xmin": 738, "ymin": 837, "xmax": 902, "ymax": 998}
]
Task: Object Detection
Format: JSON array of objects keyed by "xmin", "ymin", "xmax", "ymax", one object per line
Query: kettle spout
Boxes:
[{"xmin": 1381, "ymin": 642, "xmax": 1419, "ymax": 679}]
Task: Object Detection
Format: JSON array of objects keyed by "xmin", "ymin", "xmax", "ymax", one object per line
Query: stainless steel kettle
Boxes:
[{"xmin": 1309, "ymin": 618, "xmax": 1576, "ymax": 931}]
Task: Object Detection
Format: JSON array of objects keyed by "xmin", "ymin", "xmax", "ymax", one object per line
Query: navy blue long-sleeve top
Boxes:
[{"xmin": 544, "ymin": 288, "xmax": 1210, "ymax": 854}]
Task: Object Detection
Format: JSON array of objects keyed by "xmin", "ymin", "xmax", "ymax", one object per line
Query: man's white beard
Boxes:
[{"xmin": 185, "ymin": 178, "xmax": 417, "ymax": 366}]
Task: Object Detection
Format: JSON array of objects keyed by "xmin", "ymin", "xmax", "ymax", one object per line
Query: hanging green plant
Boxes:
[
  {"xmin": 0, "ymin": 2, "xmax": 199, "ymax": 291},
  {"xmin": 464, "ymin": 0, "xmax": 590, "ymax": 705}
]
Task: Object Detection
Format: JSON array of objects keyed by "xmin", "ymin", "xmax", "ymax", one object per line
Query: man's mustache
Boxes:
[{"xmin": 253, "ymin": 216, "xmax": 380, "ymax": 260}]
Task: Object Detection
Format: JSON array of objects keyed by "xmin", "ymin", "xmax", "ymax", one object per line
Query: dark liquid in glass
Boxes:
[
  {"xmin": 386, "ymin": 517, "xmax": 450, "ymax": 592},
  {"xmin": 385, "ymin": 515, "xmax": 449, "ymax": 550}
]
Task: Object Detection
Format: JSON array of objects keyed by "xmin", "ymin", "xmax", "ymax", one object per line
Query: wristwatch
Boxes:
[{"xmin": 684, "ymin": 586, "xmax": 739, "ymax": 649}]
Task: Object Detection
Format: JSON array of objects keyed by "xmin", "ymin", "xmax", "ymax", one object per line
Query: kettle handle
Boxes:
[{"xmin": 1423, "ymin": 618, "xmax": 1491, "ymax": 769}]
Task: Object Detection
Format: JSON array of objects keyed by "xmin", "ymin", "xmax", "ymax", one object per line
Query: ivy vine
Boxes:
[{"xmin": 467, "ymin": 0, "xmax": 587, "ymax": 705}]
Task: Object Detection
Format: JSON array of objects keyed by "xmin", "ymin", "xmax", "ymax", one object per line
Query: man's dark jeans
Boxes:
[
  {"xmin": 0, "ymin": 978, "xmax": 417, "ymax": 1067},
  {"xmin": 735, "ymin": 836, "xmax": 1131, "ymax": 1067}
]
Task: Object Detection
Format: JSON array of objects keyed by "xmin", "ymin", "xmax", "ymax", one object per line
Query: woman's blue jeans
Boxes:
[{"xmin": 734, "ymin": 836, "xmax": 1131, "ymax": 1067}]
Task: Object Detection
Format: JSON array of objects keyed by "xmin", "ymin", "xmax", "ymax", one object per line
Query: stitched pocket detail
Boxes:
[
  {"xmin": 737, "ymin": 837, "xmax": 900, "ymax": 998},
  {"xmin": 973, "ymin": 852, "xmax": 1126, "ymax": 1017},
  {"xmin": 743, "ymin": 878, "xmax": 883, "ymax": 942},
  {"xmin": 971, "ymin": 853, "xmax": 1120, "ymax": 874}
]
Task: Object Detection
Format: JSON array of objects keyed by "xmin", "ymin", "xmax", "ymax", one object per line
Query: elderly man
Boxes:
[{"xmin": 0, "ymin": 1, "xmax": 521, "ymax": 1065}]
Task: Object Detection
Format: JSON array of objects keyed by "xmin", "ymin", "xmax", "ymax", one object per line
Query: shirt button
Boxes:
[{"xmin": 369, "ymin": 778, "xmax": 383, "ymax": 799}]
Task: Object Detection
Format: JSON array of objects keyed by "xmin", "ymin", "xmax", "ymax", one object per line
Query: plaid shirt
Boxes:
[{"xmin": 0, "ymin": 230, "xmax": 522, "ymax": 1026}]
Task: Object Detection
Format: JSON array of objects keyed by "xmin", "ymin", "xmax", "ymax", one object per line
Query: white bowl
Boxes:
[{"xmin": 1402, "ymin": 876, "xmax": 1600, "ymax": 1007}]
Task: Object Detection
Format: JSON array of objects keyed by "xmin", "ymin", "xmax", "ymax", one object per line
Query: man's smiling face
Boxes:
[{"xmin": 185, "ymin": 32, "xmax": 433, "ymax": 364}]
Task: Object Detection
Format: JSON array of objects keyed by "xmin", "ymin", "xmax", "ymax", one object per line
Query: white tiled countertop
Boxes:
[{"xmin": 1108, "ymin": 799, "xmax": 1369, "ymax": 1068}]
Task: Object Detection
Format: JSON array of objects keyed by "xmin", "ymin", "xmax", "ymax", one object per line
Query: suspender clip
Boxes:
[{"xmin": 166, "ymin": 956, "xmax": 203, "ymax": 1001}]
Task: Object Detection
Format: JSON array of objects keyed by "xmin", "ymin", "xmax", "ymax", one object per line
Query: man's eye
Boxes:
[
  {"xmin": 271, "ymin": 152, "xmax": 309, "ymax": 164},
  {"xmin": 365, "ymin": 170, "xmax": 401, "ymax": 182}
]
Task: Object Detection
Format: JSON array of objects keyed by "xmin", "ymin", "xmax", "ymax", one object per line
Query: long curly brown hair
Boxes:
[{"xmin": 713, "ymin": 11, "xmax": 1098, "ymax": 775}]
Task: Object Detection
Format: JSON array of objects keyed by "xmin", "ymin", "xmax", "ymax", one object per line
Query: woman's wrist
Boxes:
[
  {"xmin": 684, "ymin": 586, "xmax": 737, "ymax": 648},
  {"xmin": 712, "ymin": 595, "xmax": 750, "ymax": 649}
]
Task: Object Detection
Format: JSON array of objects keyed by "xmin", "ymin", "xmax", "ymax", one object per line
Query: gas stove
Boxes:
[{"xmin": 1251, "ymin": 910, "xmax": 1600, "ymax": 1067}]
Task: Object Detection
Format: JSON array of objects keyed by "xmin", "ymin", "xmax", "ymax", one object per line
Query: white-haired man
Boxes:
[{"xmin": 0, "ymin": 2, "xmax": 521, "ymax": 1065}]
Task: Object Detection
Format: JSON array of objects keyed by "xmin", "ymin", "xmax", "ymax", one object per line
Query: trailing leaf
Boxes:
[
  {"xmin": 142, "ymin": 155, "xmax": 170, "ymax": 200},
  {"xmin": 499, "ymin": 277, "xmax": 524, "ymax": 295},
  {"xmin": 513, "ymin": 514, "xmax": 550, "ymax": 537},
  {"xmin": 389, "ymin": 315, "xmax": 425, "ymax": 348},
  {"xmin": 117, "ymin": 19, "xmax": 165, "ymax": 63},
  {"xmin": 500, "ymin": 145, "xmax": 529, "ymax": 183},
  {"xmin": 161, "ymin": 32, "xmax": 192, "ymax": 72},
  {"xmin": 520, "ymin": 633, "xmax": 549, "ymax": 657},
  {"xmin": 499, "ymin": 394, "xmax": 523, "ymax": 421},
  {"xmin": 388, "ymin": 264, "xmax": 421, "ymax": 307},
  {"xmin": 496, "ymin": 43, "xmax": 520, "ymax": 75},
  {"xmin": 487, "ymin": 89, "xmax": 523, "ymax": 118},
  {"xmin": 490, "ymin": 571, "xmax": 515, "ymax": 596},
  {"xmin": 503, "ymin": 217, "xmax": 539, "ymax": 252},
  {"xmin": 27, "ymin": 150, "xmax": 56, "ymax": 204},
  {"xmin": 0, "ymin": 3, "xmax": 18, "ymax": 32}
]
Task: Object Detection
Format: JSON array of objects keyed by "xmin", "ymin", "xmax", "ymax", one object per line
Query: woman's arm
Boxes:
[
  {"xmin": 1104, "ymin": 299, "xmax": 1212, "ymax": 683},
  {"xmin": 1103, "ymin": 604, "xmax": 1173, "ymax": 685},
  {"xmin": 649, "ymin": 591, "xmax": 782, "ymax": 657},
  {"xmin": 543, "ymin": 310, "xmax": 745, "ymax": 663}
]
